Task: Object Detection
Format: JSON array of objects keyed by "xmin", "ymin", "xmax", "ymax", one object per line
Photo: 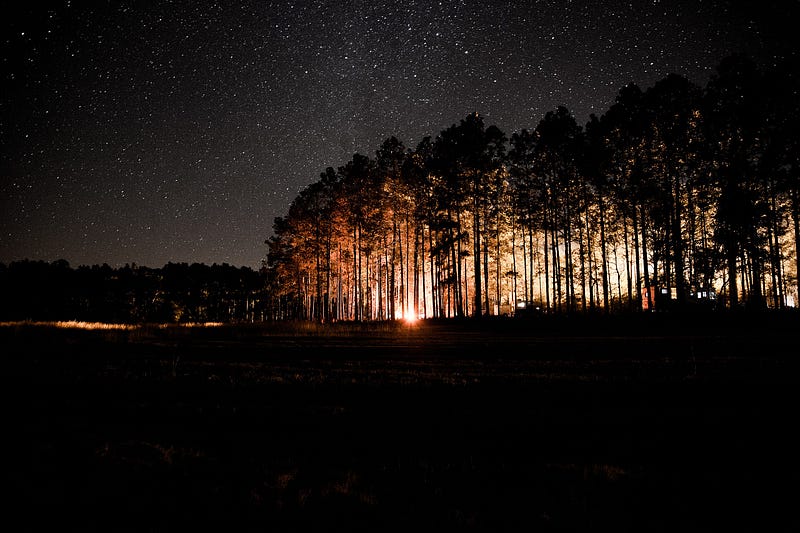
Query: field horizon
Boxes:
[{"xmin": 13, "ymin": 312, "xmax": 799, "ymax": 530}]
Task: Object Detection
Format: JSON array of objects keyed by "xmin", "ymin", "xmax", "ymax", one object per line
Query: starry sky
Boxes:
[{"xmin": 1, "ymin": 0, "xmax": 793, "ymax": 269}]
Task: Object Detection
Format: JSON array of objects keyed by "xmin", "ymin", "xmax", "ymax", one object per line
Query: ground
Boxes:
[{"xmin": 11, "ymin": 313, "xmax": 800, "ymax": 530}]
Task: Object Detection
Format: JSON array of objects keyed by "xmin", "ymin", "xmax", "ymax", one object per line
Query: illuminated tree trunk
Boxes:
[
  {"xmin": 473, "ymin": 181, "xmax": 483, "ymax": 317},
  {"xmin": 314, "ymin": 220, "xmax": 322, "ymax": 321},
  {"xmin": 599, "ymin": 195, "xmax": 610, "ymax": 312},
  {"xmin": 564, "ymin": 206, "xmax": 574, "ymax": 312},
  {"xmin": 511, "ymin": 217, "xmax": 519, "ymax": 312},
  {"xmin": 419, "ymin": 226, "xmax": 425, "ymax": 318},
  {"xmin": 552, "ymin": 220, "xmax": 561, "ymax": 313},
  {"xmin": 634, "ymin": 207, "xmax": 649, "ymax": 310},
  {"xmin": 673, "ymin": 173, "xmax": 686, "ymax": 306},
  {"xmin": 454, "ymin": 208, "xmax": 464, "ymax": 317},
  {"xmin": 353, "ymin": 225, "xmax": 360, "ymax": 320},
  {"xmin": 483, "ymin": 204, "xmax": 490, "ymax": 315},
  {"xmin": 535, "ymin": 234, "xmax": 543, "ymax": 306},
  {"xmin": 793, "ymin": 189, "xmax": 800, "ymax": 303},
  {"xmin": 642, "ymin": 210, "xmax": 653, "ymax": 311},
  {"xmin": 521, "ymin": 224, "xmax": 529, "ymax": 303},
  {"xmin": 582, "ymin": 189, "xmax": 591, "ymax": 311},
  {"xmin": 623, "ymin": 215, "xmax": 633, "ymax": 310},
  {"xmin": 406, "ymin": 216, "xmax": 411, "ymax": 317},
  {"xmin": 325, "ymin": 232, "xmax": 332, "ymax": 321},
  {"xmin": 377, "ymin": 254, "xmax": 383, "ymax": 320},
  {"xmin": 413, "ymin": 225, "xmax": 420, "ymax": 318},
  {"xmin": 398, "ymin": 219, "xmax": 405, "ymax": 319},
  {"xmin": 495, "ymin": 206, "xmax": 501, "ymax": 315},
  {"xmin": 429, "ymin": 228, "xmax": 437, "ymax": 317},
  {"xmin": 543, "ymin": 220, "xmax": 550, "ymax": 311},
  {"xmin": 390, "ymin": 219, "xmax": 397, "ymax": 320}
]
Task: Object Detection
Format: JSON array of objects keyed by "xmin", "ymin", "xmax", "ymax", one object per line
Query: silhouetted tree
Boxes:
[{"xmin": 264, "ymin": 54, "xmax": 798, "ymax": 318}]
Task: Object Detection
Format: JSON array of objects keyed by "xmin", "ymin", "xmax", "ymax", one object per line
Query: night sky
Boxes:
[{"xmin": 1, "ymin": 1, "xmax": 792, "ymax": 269}]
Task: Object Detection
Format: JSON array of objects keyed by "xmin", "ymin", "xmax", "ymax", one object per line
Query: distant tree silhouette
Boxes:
[{"xmin": 0, "ymin": 260, "xmax": 266, "ymax": 323}]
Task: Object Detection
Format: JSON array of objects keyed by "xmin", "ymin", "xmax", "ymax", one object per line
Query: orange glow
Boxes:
[
  {"xmin": 0, "ymin": 321, "xmax": 224, "ymax": 330},
  {"xmin": 55, "ymin": 321, "xmax": 134, "ymax": 330},
  {"xmin": 402, "ymin": 310, "xmax": 418, "ymax": 324}
]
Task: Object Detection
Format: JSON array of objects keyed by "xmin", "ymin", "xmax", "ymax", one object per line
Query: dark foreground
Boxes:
[{"xmin": 11, "ymin": 314, "xmax": 800, "ymax": 531}]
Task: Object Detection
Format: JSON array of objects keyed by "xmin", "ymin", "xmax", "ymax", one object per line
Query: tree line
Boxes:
[
  {"xmin": 265, "ymin": 55, "xmax": 800, "ymax": 321},
  {"xmin": 0, "ymin": 260, "xmax": 267, "ymax": 323}
]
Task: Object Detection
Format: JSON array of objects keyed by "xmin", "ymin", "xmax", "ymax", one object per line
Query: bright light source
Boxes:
[{"xmin": 402, "ymin": 310, "xmax": 418, "ymax": 324}]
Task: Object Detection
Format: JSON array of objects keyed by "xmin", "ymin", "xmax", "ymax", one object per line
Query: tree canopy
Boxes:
[{"xmin": 265, "ymin": 55, "xmax": 800, "ymax": 320}]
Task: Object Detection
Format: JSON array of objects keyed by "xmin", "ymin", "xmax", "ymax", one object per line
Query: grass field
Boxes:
[{"xmin": 11, "ymin": 314, "xmax": 800, "ymax": 530}]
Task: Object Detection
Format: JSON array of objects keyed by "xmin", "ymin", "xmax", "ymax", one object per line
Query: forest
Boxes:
[
  {"xmin": 266, "ymin": 55, "xmax": 800, "ymax": 321},
  {"xmin": 0, "ymin": 260, "xmax": 265, "ymax": 323}
]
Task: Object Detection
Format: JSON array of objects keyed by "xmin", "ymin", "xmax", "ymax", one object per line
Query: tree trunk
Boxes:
[
  {"xmin": 793, "ymin": 189, "xmax": 800, "ymax": 305},
  {"xmin": 483, "ymin": 206, "xmax": 490, "ymax": 315},
  {"xmin": 454, "ymin": 208, "xmax": 464, "ymax": 317},
  {"xmin": 512, "ymin": 218, "xmax": 518, "ymax": 313},
  {"xmin": 353, "ymin": 226, "xmax": 359, "ymax": 320},
  {"xmin": 598, "ymin": 195, "xmax": 610, "ymax": 312},
  {"xmin": 496, "ymin": 208, "xmax": 502, "ymax": 315},
  {"xmin": 543, "ymin": 221, "xmax": 550, "ymax": 311},
  {"xmin": 578, "ymin": 219, "xmax": 586, "ymax": 313},
  {"xmin": 673, "ymin": 173, "xmax": 685, "ymax": 306},
  {"xmin": 623, "ymin": 215, "xmax": 632, "ymax": 310},
  {"xmin": 473, "ymin": 186, "xmax": 482, "ymax": 318}
]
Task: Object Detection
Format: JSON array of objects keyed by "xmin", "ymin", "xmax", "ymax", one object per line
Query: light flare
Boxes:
[{"xmin": 402, "ymin": 310, "xmax": 418, "ymax": 324}]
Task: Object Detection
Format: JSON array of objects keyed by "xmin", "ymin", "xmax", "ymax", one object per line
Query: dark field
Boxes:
[{"xmin": 11, "ymin": 314, "xmax": 800, "ymax": 531}]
